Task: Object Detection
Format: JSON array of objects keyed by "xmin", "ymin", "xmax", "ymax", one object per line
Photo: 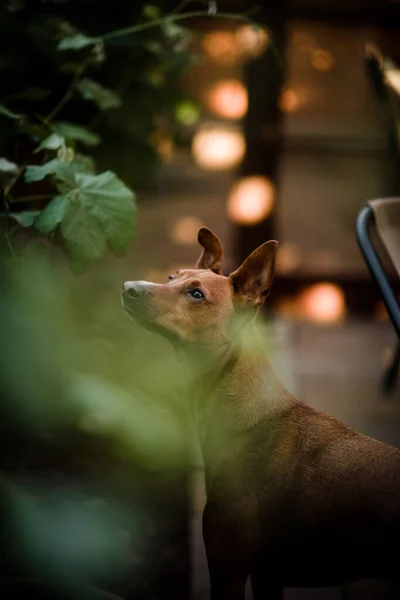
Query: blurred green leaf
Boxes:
[
  {"xmin": 0, "ymin": 157, "xmax": 18, "ymax": 173},
  {"xmin": 74, "ymin": 152, "xmax": 96, "ymax": 174},
  {"xmin": 77, "ymin": 78, "xmax": 122, "ymax": 111},
  {"xmin": 9, "ymin": 211, "xmax": 41, "ymax": 227},
  {"xmin": 57, "ymin": 146, "xmax": 75, "ymax": 162},
  {"xmin": 58, "ymin": 170, "xmax": 135, "ymax": 267},
  {"xmin": 52, "ymin": 122, "xmax": 100, "ymax": 146},
  {"xmin": 18, "ymin": 122, "xmax": 48, "ymax": 141},
  {"xmin": 0, "ymin": 103, "xmax": 21, "ymax": 120},
  {"xmin": 61, "ymin": 202, "xmax": 107, "ymax": 266},
  {"xmin": 9, "ymin": 86, "xmax": 51, "ymax": 102},
  {"xmin": 34, "ymin": 196, "xmax": 68, "ymax": 234},
  {"xmin": 39, "ymin": 133, "xmax": 65, "ymax": 151},
  {"xmin": 2, "ymin": 476, "xmax": 133, "ymax": 583},
  {"xmin": 71, "ymin": 373, "xmax": 182, "ymax": 466},
  {"xmin": 24, "ymin": 159, "xmax": 63, "ymax": 183},
  {"xmin": 57, "ymin": 33, "xmax": 102, "ymax": 51}
]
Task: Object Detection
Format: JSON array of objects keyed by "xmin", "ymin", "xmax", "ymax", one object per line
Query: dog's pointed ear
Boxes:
[
  {"xmin": 229, "ymin": 240, "xmax": 278, "ymax": 305},
  {"xmin": 196, "ymin": 227, "xmax": 223, "ymax": 274}
]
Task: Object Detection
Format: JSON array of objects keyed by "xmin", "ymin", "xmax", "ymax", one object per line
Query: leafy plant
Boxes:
[{"xmin": 0, "ymin": 1, "xmax": 261, "ymax": 271}]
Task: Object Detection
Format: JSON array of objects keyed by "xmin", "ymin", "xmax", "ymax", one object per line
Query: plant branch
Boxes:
[
  {"xmin": 46, "ymin": 59, "xmax": 90, "ymax": 122},
  {"xmin": 3, "ymin": 166, "xmax": 25, "ymax": 205},
  {"xmin": 4, "ymin": 224, "xmax": 17, "ymax": 258},
  {"xmin": 102, "ymin": 10, "xmax": 263, "ymax": 43}
]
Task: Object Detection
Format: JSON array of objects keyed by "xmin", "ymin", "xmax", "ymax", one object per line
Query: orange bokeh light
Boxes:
[
  {"xmin": 171, "ymin": 216, "xmax": 203, "ymax": 246},
  {"xmin": 207, "ymin": 80, "xmax": 248, "ymax": 120},
  {"xmin": 227, "ymin": 176, "xmax": 274, "ymax": 225},
  {"xmin": 192, "ymin": 125, "xmax": 245, "ymax": 171},
  {"xmin": 279, "ymin": 88, "xmax": 302, "ymax": 112},
  {"xmin": 202, "ymin": 30, "xmax": 239, "ymax": 65},
  {"xmin": 276, "ymin": 243, "xmax": 301, "ymax": 274},
  {"xmin": 299, "ymin": 283, "xmax": 345, "ymax": 323},
  {"xmin": 311, "ymin": 49, "xmax": 334, "ymax": 72},
  {"xmin": 235, "ymin": 25, "xmax": 269, "ymax": 57}
]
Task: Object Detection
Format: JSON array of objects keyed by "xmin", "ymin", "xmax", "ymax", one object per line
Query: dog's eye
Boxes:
[
  {"xmin": 188, "ymin": 288, "xmax": 204, "ymax": 300},
  {"xmin": 168, "ymin": 275, "xmax": 173, "ymax": 282}
]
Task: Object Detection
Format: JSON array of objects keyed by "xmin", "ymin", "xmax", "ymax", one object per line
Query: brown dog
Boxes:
[{"xmin": 121, "ymin": 228, "xmax": 400, "ymax": 600}]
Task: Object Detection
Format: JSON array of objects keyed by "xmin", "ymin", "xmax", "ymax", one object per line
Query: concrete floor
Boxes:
[{"xmin": 191, "ymin": 319, "xmax": 400, "ymax": 600}]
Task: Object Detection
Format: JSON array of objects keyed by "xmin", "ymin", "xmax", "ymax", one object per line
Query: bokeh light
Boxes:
[
  {"xmin": 171, "ymin": 216, "xmax": 203, "ymax": 245},
  {"xmin": 298, "ymin": 283, "xmax": 346, "ymax": 323},
  {"xmin": 276, "ymin": 243, "xmax": 302, "ymax": 274},
  {"xmin": 279, "ymin": 88, "xmax": 302, "ymax": 112},
  {"xmin": 235, "ymin": 25, "xmax": 269, "ymax": 58},
  {"xmin": 202, "ymin": 30, "xmax": 239, "ymax": 65},
  {"xmin": 175, "ymin": 100, "xmax": 201, "ymax": 125},
  {"xmin": 385, "ymin": 68, "xmax": 400, "ymax": 95},
  {"xmin": 292, "ymin": 31, "xmax": 316, "ymax": 55},
  {"xmin": 227, "ymin": 176, "xmax": 274, "ymax": 225},
  {"xmin": 207, "ymin": 80, "xmax": 248, "ymax": 120},
  {"xmin": 202, "ymin": 26, "xmax": 269, "ymax": 66},
  {"xmin": 311, "ymin": 48, "xmax": 334, "ymax": 72},
  {"xmin": 192, "ymin": 124, "xmax": 245, "ymax": 171},
  {"xmin": 157, "ymin": 136, "xmax": 174, "ymax": 162}
]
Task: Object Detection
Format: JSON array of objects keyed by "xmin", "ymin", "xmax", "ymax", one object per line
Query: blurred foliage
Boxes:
[
  {"xmin": 0, "ymin": 2, "xmax": 263, "ymax": 597},
  {"xmin": 0, "ymin": 0, "xmax": 201, "ymax": 271},
  {"xmin": 0, "ymin": 247, "xmax": 192, "ymax": 598}
]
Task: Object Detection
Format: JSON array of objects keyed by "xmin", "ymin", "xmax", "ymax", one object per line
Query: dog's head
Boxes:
[{"xmin": 121, "ymin": 227, "xmax": 278, "ymax": 346}]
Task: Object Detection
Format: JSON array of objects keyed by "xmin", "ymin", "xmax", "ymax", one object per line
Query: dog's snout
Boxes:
[{"xmin": 122, "ymin": 281, "xmax": 147, "ymax": 299}]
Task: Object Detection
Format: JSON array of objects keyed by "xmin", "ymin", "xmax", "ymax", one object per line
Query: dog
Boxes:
[{"xmin": 121, "ymin": 227, "xmax": 400, "ymax": 600}]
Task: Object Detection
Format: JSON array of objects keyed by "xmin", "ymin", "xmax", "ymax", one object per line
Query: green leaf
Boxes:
[
  {"xmin": 0, "ymin": 158, "xmax": 18, "ymax": 173},
  {"xmin": 57, "ymin": 170, "xmax": 135, "ymax": 268},
  {"xmin": 73, "ymin": 171, "xmax": 136, "ymax": 254},
  {"xmin": 18, "ymin": 122, "xmax": 48, "ymax": 141},
  {"xmin": 52, "ymin": 122, "xmax": 100, "ymax": 147},
  {"xmin": 77, "ymin": 78, "xmax": 122, "ymax": 111},
  {"xmin": 9, "ymin": 211, "xmax": 41, "ymax": 227},
  {"xmin": 24, "ymin": 160, "xmax": 63, "ymax": 183},
  {"xmin": 74, "ymin": 153, "xmax": 96, "ymax": 174},
  {"xmin": 57, "ymin": 34, "xmax": 102, "ymax": 51},
  {"xmin": 0, "ymin": 103, "xmax": 21, "ymax": 120},
  {"xmin": 34, "ymin": 196, "xmax": 69, "ymax": 235},
  {"xmin": 39, "ymin": 133, "xmax": 65, "ymax": 151},
  {"xmin": 60, "ymin": 200, "xmax": 107, "ymax": 267},
  {"xmin": 10, "ymin": 86, "xmax": 51, "ymax": 102}
]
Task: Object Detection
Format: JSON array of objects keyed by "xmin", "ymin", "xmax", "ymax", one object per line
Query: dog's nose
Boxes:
[{"xmin": 122, "ymin": 282, "xmax": 146, "ymax": 299}]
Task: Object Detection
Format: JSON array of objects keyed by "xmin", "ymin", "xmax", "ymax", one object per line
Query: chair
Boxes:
[{"xmin": 356, "ymin": 198, "xmax": 400, "ymax": 393}]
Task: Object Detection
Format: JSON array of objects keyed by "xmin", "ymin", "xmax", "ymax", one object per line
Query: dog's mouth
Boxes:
[
  {"xmin": 121, "ymin": 294, "xmax": 146, "ymax": 322},
  {"xmin": 121, "ymin": 294, "xmax": 181, "ymax": 343}
]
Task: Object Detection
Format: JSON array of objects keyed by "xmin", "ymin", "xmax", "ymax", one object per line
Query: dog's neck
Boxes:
[{"xmin": 174, "ymin": 318, "xmax": 294, "ymax": 463}]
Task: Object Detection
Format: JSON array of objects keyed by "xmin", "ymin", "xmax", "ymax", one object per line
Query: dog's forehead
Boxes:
[{"xmin": 177, "ymin": 268, "xmax": 226, "ymax": 285}]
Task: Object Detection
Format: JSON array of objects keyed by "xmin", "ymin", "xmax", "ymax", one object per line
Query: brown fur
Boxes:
[{"xmin": 121, "ymin": 228, "xmax": 400, "ymax": 600}]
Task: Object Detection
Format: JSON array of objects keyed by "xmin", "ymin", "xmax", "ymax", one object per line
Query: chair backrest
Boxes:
[{"xmin": 368, "ymin": 197, "xmax": 400, "ymax": 278}]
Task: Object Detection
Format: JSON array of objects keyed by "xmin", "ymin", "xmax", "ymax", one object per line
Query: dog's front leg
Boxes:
[{"xmin": 203, "ymin": 500, "xmax": 271, "ymax": 600}]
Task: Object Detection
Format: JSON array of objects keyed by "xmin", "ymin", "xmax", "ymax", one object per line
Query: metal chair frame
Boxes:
[{"xmin": 356, "ymin": 204, "xmax": 400, "ymax": 392}]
